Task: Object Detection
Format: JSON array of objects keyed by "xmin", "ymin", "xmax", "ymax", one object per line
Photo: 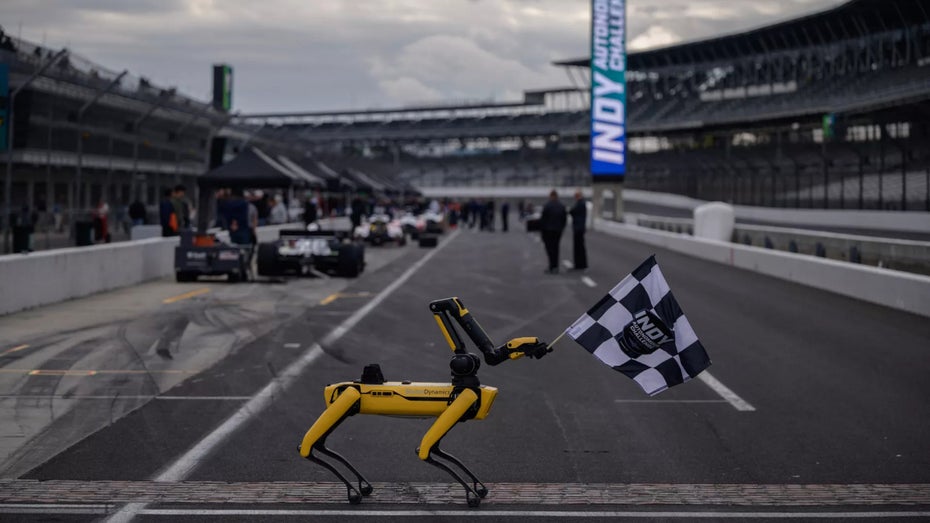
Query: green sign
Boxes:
[
  {"xmin": 212, "ymin": 64, "xmax": 233, "ymax": 112},
  {"xmin": 822, "ymin": 113, "xmax": 836, "ymax": 141}
]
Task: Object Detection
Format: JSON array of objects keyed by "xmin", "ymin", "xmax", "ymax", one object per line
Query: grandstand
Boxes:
[
  {"xmin": 0, "ymin": 31, "xmax": 237, "ymax": 233},
  {"xmin": 3, "ymin": 0, "xmax": 929, "ymax": 237},
  {"xmin": 241, "ymin": 0, "xmax": 930, "ymax": 211}
]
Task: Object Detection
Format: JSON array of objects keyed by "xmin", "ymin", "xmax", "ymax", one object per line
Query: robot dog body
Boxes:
[{"xmin": 298, "ymin": 297, "xmax": 548, "ymax": 507}]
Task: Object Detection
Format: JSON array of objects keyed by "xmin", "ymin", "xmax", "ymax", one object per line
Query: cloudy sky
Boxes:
[{"xmin": 2, "ymin": 0, "xmax": 844, "ymax": 114}]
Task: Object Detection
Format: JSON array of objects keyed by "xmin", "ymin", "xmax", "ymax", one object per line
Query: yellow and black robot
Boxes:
[{"xmin": 298, "ymin": 297, "xmax": 550, "ymax": 507}]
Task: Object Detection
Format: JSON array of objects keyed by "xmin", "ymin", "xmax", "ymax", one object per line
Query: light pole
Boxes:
[
  {"xmin": 74, "ymin": 70, "xmax": 127, "ymax": 214},
  {"xmin": 3, "ymin": 48, "xmax": 68, "ymax": 253},
  {"xmin": 129, "ymin": 92, "xmax": 170, "ymax": 206}
]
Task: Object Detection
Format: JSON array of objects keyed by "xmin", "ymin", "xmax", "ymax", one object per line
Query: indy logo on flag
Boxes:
[{"xmin": 566, "ymin": 255, "xmax": 710, "ymax": 395}]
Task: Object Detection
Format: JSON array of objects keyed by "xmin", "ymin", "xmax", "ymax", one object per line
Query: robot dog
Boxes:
[{"xmin": 298, "ymin": 297, "xmax": 550, "ymax": 507}]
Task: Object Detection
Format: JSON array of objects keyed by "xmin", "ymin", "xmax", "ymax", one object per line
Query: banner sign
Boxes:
[
  {"xmin": 0, "ymin": 63, "xmax": 9, "ymax": 152},
  {"xmin": 212, "ymin": 64, "xmax": 233, "ymax": 112},
  {"xmin": 590, "ymin": 0, "xmax": 627, "ymax": 178}
]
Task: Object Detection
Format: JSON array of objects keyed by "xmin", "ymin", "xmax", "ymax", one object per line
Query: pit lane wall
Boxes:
[
  {"xmin": 594, "ymin": 219, "xmax": 930, "ymax": 318},
  {"xmin": 0, "ymin": 225, "xmax": 290, "ymax": 317}
]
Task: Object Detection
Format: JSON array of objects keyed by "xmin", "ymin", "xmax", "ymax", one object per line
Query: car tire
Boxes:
[
  {"xmin": 227, "ymin": 271, "xmax": 241, "ymax": 283},
  {"xmin": 337, "ymin": 244, "xmax": 364, "ymax": 277},
  {"xmin": 257, "ymin": 242, "xmax": 282, "ymax": 276},
  {"xmin": 176, "ymin": 271, "xmax": 197, "ymax": 283},
  {"xmin": 419, "ymin": 235, "xmax": 438, "ymax": 248}
]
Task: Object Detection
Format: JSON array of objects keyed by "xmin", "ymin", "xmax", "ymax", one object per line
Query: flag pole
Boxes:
[{"xmin": 546, "ymin": 330, "xmax": 568, "ymax": 351}]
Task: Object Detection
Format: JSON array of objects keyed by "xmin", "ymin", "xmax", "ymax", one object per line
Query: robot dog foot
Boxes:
[
  {"xmin": 421, "ymin": 445, "xmax": 487, "ymax": 507},
  {"xmin": 303, "ymin": 443, "xmax": 373, "ymax": 504}
]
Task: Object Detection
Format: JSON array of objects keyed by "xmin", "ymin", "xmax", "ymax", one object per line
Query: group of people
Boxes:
[
  {"xmin": 538, "ymin": 189, "xmax": 588, "ymax": 275},
  {"xmin": 158, "ymin": 185, "xmax": 192, "ymax": 237}
]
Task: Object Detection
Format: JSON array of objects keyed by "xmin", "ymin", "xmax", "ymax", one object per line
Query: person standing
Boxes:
[
  {"xmin": 92, "ymin": 199, "xmax": 110, "ymax": 243},
  {"xmin": 52, "ymin": 200, "xmax": 64, "ymax": 232},
  {"xmin": 222, "ymin": 187, "xmax": 252, "ymax": 245},
  {"xmin": 350, "ymin": 195, "xmax": 366, "ymax": 230},
  {"xmin": 500, "ymin": 200, "xmax": 510, "ymax": 232},
  {"xmin": 171, "ymin": 184, "xmax": 191, "ymax": 230},
  {"xmin": 569, "ymin": 190, "xmax": 588, "ymax": 271},
  {"xmin": 160, "ymin": 188, "xmax": 176, "ymax": 236},
  {"xmin": 303, "ymin": 193, "xmax": 318, "ymax": 227},
  {"xmin": 129, "ymin": 198, "xmax": 147, "ymax": 226},
  {"xmin": 539, "ymin": 190, "xmax": 567, "ymax": 274}
]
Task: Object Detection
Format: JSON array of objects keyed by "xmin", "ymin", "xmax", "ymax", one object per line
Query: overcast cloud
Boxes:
[{"xmin": 1, "ymin": 0, "xmax": 843, "ymax": 113}]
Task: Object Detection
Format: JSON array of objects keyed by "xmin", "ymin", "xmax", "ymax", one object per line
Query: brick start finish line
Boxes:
[{"xmin": 1, "ymin": 480, "xmax": 928, "ymax": 506}]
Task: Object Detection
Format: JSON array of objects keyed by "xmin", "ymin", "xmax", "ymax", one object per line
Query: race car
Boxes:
[
  {"xmin": 174, "ymin": 230, "xmax": 252, "ymax": 282},
  {"xmin": 256, "ymin": 227, "xmax": 365, "ymax": 278},
  {"xmin": 417, "ymin": 211, "xmax": 445, "ymax": 248},
  {"xmin": 398, "ymin": 212, "xmax": 420, "ymax": 240},
  {"xmin": 354, "ymin": 214, "xmax": 407, "ymax": 247}
]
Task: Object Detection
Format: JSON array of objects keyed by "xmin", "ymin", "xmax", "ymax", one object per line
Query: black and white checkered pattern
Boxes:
[{"xmin": 566, "ymin": 255, "xmax": 711, "ymax": 395}]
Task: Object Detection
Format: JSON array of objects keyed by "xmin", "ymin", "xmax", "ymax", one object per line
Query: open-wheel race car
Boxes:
[
  {"xmin": 417, "ymin": 210, "xmax": 445, "ymax": 248},
  {"xmin": 256, "ymin": 227, "xmax": 365, "ymax": 278},
  {"xmin": 174, "ymin": 230, "xmax": 252, "ymax": 283},
  {"xmin": 354, "ymin": 214, "xmax": 407, "ymax": 247}
]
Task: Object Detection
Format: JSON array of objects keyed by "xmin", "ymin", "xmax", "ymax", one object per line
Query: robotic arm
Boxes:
[{"xmin": 429, "ymin": 297, "xmax": 550, "ymax": 365}]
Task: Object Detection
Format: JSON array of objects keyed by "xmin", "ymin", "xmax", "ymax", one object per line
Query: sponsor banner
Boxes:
[
  {"xmin": 212, "ymin": 64, "xmax": 233, "ymax": 112},
  {"xmin": 590, "ymin": 0, "xmax": 626, "ymax": 178}
]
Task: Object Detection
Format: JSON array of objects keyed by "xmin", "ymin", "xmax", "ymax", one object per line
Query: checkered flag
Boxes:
[{"xmin": 565, "ymin": 255, "xmax": 710, "ymax": 395}]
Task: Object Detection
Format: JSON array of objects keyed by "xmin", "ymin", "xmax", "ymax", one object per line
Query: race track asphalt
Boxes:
[{"xmin": 1, "ymin": 223, "xmax": 928, "ymax": 521}]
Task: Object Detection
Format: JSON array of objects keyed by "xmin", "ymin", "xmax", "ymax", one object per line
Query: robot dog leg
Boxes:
[
  {"xmin": 298, "ymin": 386, "xmax": 372, "ymax": 504},
  {"xmin": 417, "ymin": 388, "xmax": 488, "ymax": 507}
]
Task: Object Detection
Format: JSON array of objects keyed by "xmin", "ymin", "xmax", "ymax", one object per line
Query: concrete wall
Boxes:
[
  {"xmin": 623, "ymin": 189, "xmax": 930, "ymax": 234},
  {"xmin": 595, "ymin": 219, "xmax": 930, "ymax": 318},
  {"xmin": 419, "ymin": 187, "xmax": 930, "ymax": 234},
  {"xmin": 630, "ymin": 213, "xmax": 930, "ymax": 276},
  {"xmin": 0, "ymin": 224, "xmax": 294, "ymax": 317}
]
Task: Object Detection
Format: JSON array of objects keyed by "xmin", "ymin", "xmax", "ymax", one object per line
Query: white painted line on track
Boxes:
[
  {"xmin": 563, "ymin": 259, "xmax": 574, "ymax": 269},
  {"xmin": 581, "ymin": 275, "xmax": 597, "ymax": 288},
  {"xmin": 155, "ymin": 396, "xmax": 252, "ymax": 401},
  {"xmin": 6, "ymin": 506, "xmax": 930, "ymax": 518},
  {"xmin": 0, "ymin": 504, "xmax": 112, "ymax": 515},
  {"xmin": 283, "ymin": 342, "xmax": 301, "ymax": 349},
  {"xmin": 130, "ymin": 509, "xmax": 930, "ymax": 519},
  {"xmin": 697, "ymin": 371, "xmax": 756, "ymax": 412},
  {"xmin": 105, "ymin": 230, "xmax": 461, "ymax": 523},
  {"xmin": 614, "ymin": 399, "xmax": 729, "ymax": 404}
]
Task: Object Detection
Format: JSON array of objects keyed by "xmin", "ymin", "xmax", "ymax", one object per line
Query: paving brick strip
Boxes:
[{"xmin": 1, "ymin": 481, "xmax": 929, "ymax": 506}]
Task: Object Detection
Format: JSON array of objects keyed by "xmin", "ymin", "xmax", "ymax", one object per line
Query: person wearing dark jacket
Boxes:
[
  {"xmin": 539, "ymin": 190, "xmax": 567, "ymax": 274},
  {"xmin": 159, "ymin": 188, "xmax": 176, "ymax": 237},
  {"xmin": 569, "ymin": 190, "xmax": 588, "ymax": 271},
  {"xmin": 129, "ymin": 199, "xmax": 147, "ymax": 225},
  {"xmin": 303, "ymin": 196, "xmax": 318, "ymax": 227}
]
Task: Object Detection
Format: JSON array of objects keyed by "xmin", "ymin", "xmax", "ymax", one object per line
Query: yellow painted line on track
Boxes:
[
  {"xmin": 163, "ymin": 288, "xmax": 211, "ymax": 304},
  {"xmin": 0, "ymin": 369, "xmax": 198, "ymax": 376},
  {"xmin": 319, "ymin": 291, "xmax": 372, "ymax": 305},
  {"xmin": 0, "ymin": 344, "xmax": 29, "ymax": 356}
]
